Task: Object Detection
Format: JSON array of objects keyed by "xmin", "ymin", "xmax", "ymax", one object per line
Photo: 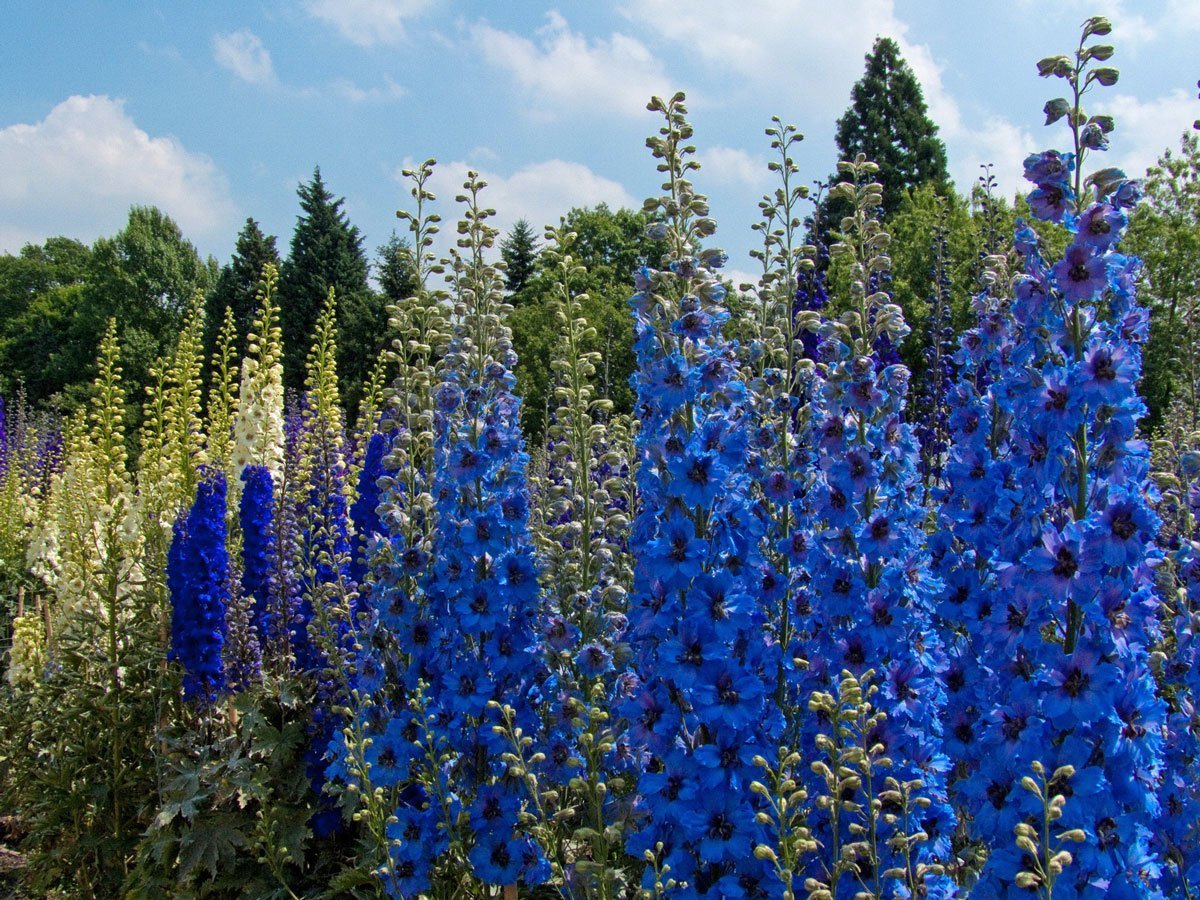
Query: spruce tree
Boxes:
[
  {"xmin": 374, "ymin": 233, "xmax": 420, "ymax": 306},
  {"xmin": 204, "ymin": 218, "xmax": 279, "ymax": 373},
  {"xmin": 277, "ymin": 167, "xmax": 373, "ymax": 397},
  {"xmin": 500, "ymin": 218, "xmax": 540, "ymax": 298},
  {"xmin": 833, "ymin": 37, "xmax": 950, "ymax": 216}
]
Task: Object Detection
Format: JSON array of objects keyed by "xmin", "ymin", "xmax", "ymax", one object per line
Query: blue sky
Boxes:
[{"xmin": 2, "ymin": 0, "xmax": 1197, "ymax": 285}]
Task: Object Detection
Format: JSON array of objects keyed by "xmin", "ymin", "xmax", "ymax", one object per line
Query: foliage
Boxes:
[
  {"xmin": 502, "ymin": 219, "xmax": 542, "ymax": 297},
  {"xmin": 1124, "ymin": 131, "xmax": 1200, "ymax": 431},
  {"xmin": 203, "ymin": 218, "xmax": 281, "ymax": 378},
  {"xmin": 277, "ymin": 167, "xmax": 374, "ymax": 404},
  {"xmin": 834, "ymin": 37, "xmax": 950, "ymax": 217},
  {"xmin": 509, "ymin": 204, "xmax": 664, "ymax": 439}
]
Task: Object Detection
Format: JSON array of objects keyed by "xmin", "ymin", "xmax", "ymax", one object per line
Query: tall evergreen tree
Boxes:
[
  {"xmin": 204, "ymin": 218, "xmax": 279, "ymax": 375},
  {"xmin": 277, "ymin": 167, "xmax": 373, "ymax": 397},
  {"xmin": 834, "ymin": 37, "xmax": 950, "ymax": 216},
  {"xmin": 374, "ymin": 233, "xmax": 420, "ymax": 306},
  {"xmin": 500, "ymin": 218, "xmax": 540, "ymax": 297}
]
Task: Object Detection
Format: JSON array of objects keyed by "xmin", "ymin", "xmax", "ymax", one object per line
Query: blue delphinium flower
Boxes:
[
  {"xmin": 773, "ymin": 157, "xmax": 957, "ymax": 896},
  {"xmin": 939, "ymin": 130, "xmax": 1170, "ymax": 893},
  {"xmin": 169, "ymin": 470, "xmax": 230, "ymax": 704},
  {"xmin": 376, "ymin": 172, "xmax": 548, "ymax": 892},
  {"xmin": 349, "ymin": 429, "xmax": 389, "ymax": 601},
  {"xmin": 622, "ymin": 94, "xmax": 777, "ymax": 896},
  {"xmin": 240, "ymin": 464, "xmax": 276, "ymax": 648}
]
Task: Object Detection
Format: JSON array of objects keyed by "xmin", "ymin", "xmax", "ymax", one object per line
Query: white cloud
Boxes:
[
  {"xmin": 471, "ymin": 11, "xmax": 673, "ymax": 119},
  {"xmin": 324, "ymin": 76, "xmax": 407, "ymax": 103},
  {"xmin": 1106, "ymin": 89, "xmax": 1198, "ymax": 178},
  {"xmin": 305, "ymin": 0, "xmax": 435, "ymax": 47},
  {"xmin": 699, "ymin": 146, "xmax": 771, "ymax": 190},
  {"xmin": 1010, "ymin": 0, "xmax": 1163, "ymax": 46},
  {"xmin": 619, "ymin": 0, "xmax": 905, "ymax": 117},
  {"xmin": 395, "ymin": 157, "xmax": 637, "ymax": 255},
  {"xmin": 1166, "ymin": 0, "xmax": 1200, "ymax": 32},
  {"xmin": 949, "ymin": 116, "xmax": 1037, "ymax": 204},
  {"xmin": 213, "ymin": 29, "xmax": 276, "ymax": 86},
  {"xmin": 0, "ymin": 95, "xmax": 236, "ymax": 252}
]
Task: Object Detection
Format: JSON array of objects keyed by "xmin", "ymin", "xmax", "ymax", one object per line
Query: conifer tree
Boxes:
[
  {"xmin": 834, "ymin": 37, "xmax": 950, "ymax": 217},
  {"xmin": 277, "ymin": 167, "xmax": 373, "ymax": 397},
  {"xmin": 374, "ymin": 233, "xmax": 420, "ymax": 306},
  {"xmin": 204, "ymin": 218, "xmax": 280, "ymax": 371},
  {"xmin": 500, "ymin": 218, "xmax": 540, "ymax": 297}
]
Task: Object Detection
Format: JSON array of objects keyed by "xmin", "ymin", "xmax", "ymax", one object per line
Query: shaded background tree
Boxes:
[
  {"xmin": 501, "ymin": 218, "xmax": 540, "ymax": 299},
  {"xmin": 277, "ymin": 167, "xmax": 376, "ymax": 411},
  {"xmin": 1125, "ymin": 131, "xmax": 1200, "ymax": 431},
  {"xmin": 508, "ymin": 204, "xmax": 664, "ymax": 438},
  {"xmin": 374, "ymin": 232, "xmax": 420, "ymax": 308},
  {"xmin": 0, "ymin": 207, "xmax": 215, "ymax": 419},
  {"xmin": 833, "ymin": 36, "xmax": 950, "ymax": 218},
  {"xmin": 203, "ymin": 218, "xmax": 280, "ymax": 377}
]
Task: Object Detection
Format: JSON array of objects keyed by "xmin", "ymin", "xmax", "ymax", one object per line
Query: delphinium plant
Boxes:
[
  {"xmin": 782, "ymin": 155, "xmax": 955, "ymax": 898},
  {"xmin": 519, "ymin": 221, "xmax": 637, "ymax": 897},
  {"xmin": 939, "ymin": 17, "xmax": 1173, "ymax": 895},
  {"xmin": 1148, "ymin": 390, "xmax": 1200, "ymax": 892},
  {"xmin": 328, "ymin": 159, "xmax": 449, "ymax": 894},
  {"xmin": 287, "ymin": 289, "xmax": 362, "ymax": 840},
  {"xmin": 794, "ymin": 186, "xmax": 833, "ymax": 369},
  {"xmin": 621, "ymin": 92, "xmax": 777, "ymax": 896},
  {"xmin": 206, "ymin": 304, "xmax": 241, "ymax": 477},
  {"xmin": 912, "ymin": 197, "xmax": 959, "ymax": 495},
  {"xmin": 376, "ymin": 170, "xmax": 548, "ymax": 895},
  {"xmin": 167, "ymin": 469, "xmax": 230, "ymax": 705},
  {"xmin": 230, "ymin": 269, "xmax": 292, "ymax": 674},
  {"xmin": 738, "ymin": 118, "xmax": 818, "ymax": 701},
  {"xmin": 139, "ymin": 292, "xmax": 209, "ymax": 672},
  {"xmin": 7, "ymin": 322, "xmax": 161, "ymax": 895}
]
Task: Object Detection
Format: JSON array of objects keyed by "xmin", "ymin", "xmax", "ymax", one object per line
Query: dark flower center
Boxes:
[
  {"xmin": 716, "ymin": 673, "xmax": 739, "ymax": 705},
  {"xmin": 1045, "ymin": 388, "xmax": 1068, "ymax": 411},
  {"xmin": 1111, "ymin": 510, "xmax": 1136, "ymax": 540},
  {"xmin": 1063, "ymin": 667, "xmax": 1089, "ymax": 698},
  {"xmin": 707, "ymin": 812, "xmax": 734, "ymax": 841},
  {"xmin": 1053, "ymin": 547, "xmax": 1078, "ymax": 579},
  {"xmin": 1001, "ymin": 712, "xmax": 1026, "ymax": 742}
]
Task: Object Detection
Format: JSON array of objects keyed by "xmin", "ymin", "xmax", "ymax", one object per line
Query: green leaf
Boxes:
[
  {"xmin": 1088, "ymin": 114, "xmax": 1116, "ymax": 133},
  {"xmin": 1091, "ymin": 67, "xmax": 1119, "ymax": 86},
  {"xmin": 1087, "ymin": 44, "xmax": 1115, "ymax": 61},
  {"xmin": 178, "ymin": 818, "xmax": 248, "ymax": 880},
  {"xmin": 1083, "ymin": 16, "xmax": 1113, "ymax": 37}
]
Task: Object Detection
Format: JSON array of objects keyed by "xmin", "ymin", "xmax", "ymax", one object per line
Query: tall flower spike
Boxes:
[
  {"xmin": 232, "ymin": 263, "xmax": 285, "ymax": 493},
  {"xmin": 788, "ymin": 155, "xmax": 956, "ymax": 894},
  {"xmin": 386, "ymin": 169, "xmax": 547, "ymax": 893},
  {"xmin": 168, "ymin": 471, "xmax": 230, "ymax": 704},
  {"xmin": 622, "ymin": 93, "xmax": 777, "ymax": 896},
  {"xmin": 331, "ymin": 160, "xmax": 450, "ymax": 894},
  {"xmin": 206, "ymin": 304, "xmax": 240, "ymax": 478},
  {"xmin": 942, "ymin": 20, "xmax": 1173, "ymax": 895},
  {"xmin": 522, "ymin": 221, "xmax": 636, "ymax": 895}
]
